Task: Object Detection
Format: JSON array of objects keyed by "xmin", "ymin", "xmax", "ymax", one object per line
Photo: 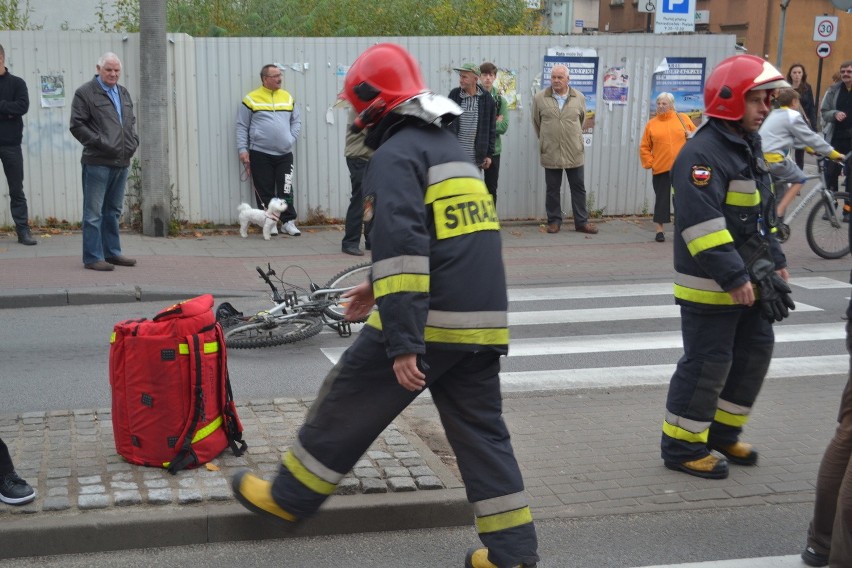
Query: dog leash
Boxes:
[{"xmin": 241, "ymin": 161, "xmax": 271, "ymax": 211}]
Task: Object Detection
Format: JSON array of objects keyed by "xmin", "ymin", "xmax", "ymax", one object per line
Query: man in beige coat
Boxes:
[{"xmin": 532, "ymin": 64, "xmax": 598, "ymax": 234}]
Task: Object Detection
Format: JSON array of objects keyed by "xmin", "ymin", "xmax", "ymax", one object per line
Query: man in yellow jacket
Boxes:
[{"xmin": 531, "ymin": 64, "xmax": 598, "ymax": 235}]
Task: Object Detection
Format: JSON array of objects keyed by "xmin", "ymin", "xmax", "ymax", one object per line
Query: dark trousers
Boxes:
[
  {"xmin": 794, "ymin": 148, "xmax": 806, "ymax": 171},
  {"xmin": 249, "ymin": 150, "xmax": 297, "ymax": 222},
  {"xmin": 0, "ymin": 145, "xmax": 28, "ymax": 232},
  {"xmin": 0, "ymin": 437, "xmax": 14, "ymax": 475},
  {"xmin": 544, "ymin": 166, "xmax": 589, "ymax": 228},
  {"xmin": 270, "ymin": 335, "xmax": 539, "ymax": 567},
  {"xmin": 807, "ymin": 317, "xmax": 852, "ymax": 565},
  {"xmin": 652, "ymin": 171, "xmax": 672, "ymax": 225},
  {"xmin": 484, "ymin": 154, "xmax": 501, "ymax": 205},
  {"xmin": 342, "ymin": 157, "xmax": 370, "ymax": 250},
  {"xmin": 661, "ymin": 305, "xmax": 774, "ymax": 463},
  {"xmin": 826, "ymin": 137, "xmax": 851, "ymax": 194}
]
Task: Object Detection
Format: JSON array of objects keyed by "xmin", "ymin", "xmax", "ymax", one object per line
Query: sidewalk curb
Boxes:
[
  {"xmin": 0, "ymin": 287, "xmax": 256, "ymax": 309},
  {"xmin": 0, "ymin": 489, "xmax": 471, "ymax": 559}
]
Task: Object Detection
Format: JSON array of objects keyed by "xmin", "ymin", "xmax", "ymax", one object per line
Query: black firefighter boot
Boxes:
[{"xmin": 17, "ymin": 227, "xmax": 36, "ymax": 246}]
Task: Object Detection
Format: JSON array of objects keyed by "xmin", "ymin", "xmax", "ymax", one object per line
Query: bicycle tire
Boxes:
[
  {"xmin": 224, "ymin": 316, "xmax": 323, "ymax": 349},
  {"xmin": 805, "ymin": 191, "xmax": 851, "ymax": 260},
  {"xmin": 322, "ymin": 262, "xmax": 373, "ymax": 322}
]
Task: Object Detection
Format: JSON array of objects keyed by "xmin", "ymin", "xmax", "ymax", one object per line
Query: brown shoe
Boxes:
[
  {"xmin": 664, "ymin": 454, "xmax": 729, "ymax": 479},
  {"xmin": 546, "ymin": 223, "xmax": 560, "ymax": 234},
  {"xmin": 105, "ymin": 255, "xmax": 137, "ymax": 267},
  {"xmin": 85, "ymin": 261, "xmax": 115, "ymax": 272},
  {"xmin": 709, "ymin": 441, "xmax": 758, "ymax": 466},
  {"xmin": 576, "ymin": 223, "xmax": 599, "ymax": 234}
]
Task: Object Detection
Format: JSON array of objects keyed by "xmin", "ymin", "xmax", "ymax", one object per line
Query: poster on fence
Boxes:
[
  {"xmin": 40, "ymin": 74, "xmax": 65, "ymax": 108},
  {"xmin": 650, "ymin": 57, "xmax": 705, "ymax": 125}
]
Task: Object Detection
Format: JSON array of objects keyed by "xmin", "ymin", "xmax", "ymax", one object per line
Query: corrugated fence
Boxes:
[{"xmin": 0, "ymin": 31, "xmax": 734, "ymax": 228}]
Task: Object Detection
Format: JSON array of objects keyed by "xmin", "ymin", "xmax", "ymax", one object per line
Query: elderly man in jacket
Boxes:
[
  {"xmin": 70, "ymin": 52, "xmax": 139, "ymax": 272},
  {"xmin": 446, "ymin": 63, "xmax": 496, "ymax": 172},
  {"xmin": 532, "ymin": 64, "xmax": 597, "ymax": 235}
]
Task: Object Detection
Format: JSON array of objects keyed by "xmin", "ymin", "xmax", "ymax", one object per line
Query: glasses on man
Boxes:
[{"xmin": 264, "ymin": 74, "xmax": 282, "ymax": 79}]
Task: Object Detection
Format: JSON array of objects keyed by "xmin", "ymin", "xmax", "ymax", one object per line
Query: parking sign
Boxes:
[
  {"xmin": 663, "ymin": 0, "xmax": 689, "ymax": 14},
  {"xmin": 655, "ymin": 0, "xmax": 695, "ymax": 34}
]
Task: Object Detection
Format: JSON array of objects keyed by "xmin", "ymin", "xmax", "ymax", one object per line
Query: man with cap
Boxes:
[{"xmin": 446, "ymin": 62, "xmax": 496, "ymax": 172}]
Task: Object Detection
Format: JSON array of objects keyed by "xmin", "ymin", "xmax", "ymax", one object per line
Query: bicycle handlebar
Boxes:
[{"xmin": 256, "ymin": 265, "xmax": 285, "ymax": 304}]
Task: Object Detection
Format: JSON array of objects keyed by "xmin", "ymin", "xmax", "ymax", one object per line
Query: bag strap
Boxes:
[
  {"xmin": 167, "ymin": 332, "xmax": 205, "ymax": 474},
  {"xmin": 217, "ymin": 322, "xmax": 247, "ymax": 456},
  {"xmin": 675, "ymin": 112, "xmax": 689, "ymax": 132}
]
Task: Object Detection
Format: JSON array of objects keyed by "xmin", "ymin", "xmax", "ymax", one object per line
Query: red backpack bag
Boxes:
[{"xmin": 109, "ymin": 294, "xmax": 247, "ymax": 473}]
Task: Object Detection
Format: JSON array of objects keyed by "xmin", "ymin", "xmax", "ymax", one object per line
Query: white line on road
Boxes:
[{"xmin": 634, "ymin": 554, "xmax": 804, "ymax": 567}]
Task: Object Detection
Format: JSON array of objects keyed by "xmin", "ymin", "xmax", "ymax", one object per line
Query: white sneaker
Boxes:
[{"xmin": 282, "ymin": 220, "xmax": 301, "ymax": 236}]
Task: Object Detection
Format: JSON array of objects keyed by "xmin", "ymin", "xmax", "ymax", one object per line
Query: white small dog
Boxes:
[{"xmin": 237, "ymin": 198, "xmax": 288, "ymax": 240}]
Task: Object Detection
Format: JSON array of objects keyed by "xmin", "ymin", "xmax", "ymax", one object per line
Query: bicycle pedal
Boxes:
[{"xmin": 336, "ymin": 321, "xmax": 352, "ymax": 338}]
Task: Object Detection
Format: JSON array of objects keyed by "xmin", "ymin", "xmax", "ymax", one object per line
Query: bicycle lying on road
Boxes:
[
  {"xmin": 216, "ymin": 262, "xmax": 371, "ymax": 349},
  {"xmin": 775, "ymin": 151, "xmax": 852, "ymax": 259}
]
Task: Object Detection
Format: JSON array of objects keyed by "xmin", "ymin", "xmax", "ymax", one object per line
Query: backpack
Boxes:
[{"xmin": 109, "ymin": 294, "xmax": 247, "ymax": 473}]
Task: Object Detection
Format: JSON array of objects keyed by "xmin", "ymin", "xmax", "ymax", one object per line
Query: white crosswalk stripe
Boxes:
[{"xmin": 632, "ymin": 554, "xmax": 803, "ymax": 567}]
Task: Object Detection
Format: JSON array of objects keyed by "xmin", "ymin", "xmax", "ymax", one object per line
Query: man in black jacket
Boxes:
[
  {"xmin": 446, "ymin": 63, "xmax": 496, "ymax": 173},
  {"xmin": 0, "ymin": 44, "xmax": 35, "ymax": 245},
  {"xmin": 70, "ymin": 52, "xmax": 139, "ymax": 272}
]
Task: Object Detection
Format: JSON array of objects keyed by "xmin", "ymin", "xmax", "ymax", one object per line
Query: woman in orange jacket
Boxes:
[{"xmin": 640, "ymin": 92, "xmax": 697, "ymax": 242}]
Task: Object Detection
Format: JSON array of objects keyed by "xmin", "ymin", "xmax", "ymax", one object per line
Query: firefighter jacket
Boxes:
[
  {"xmin": 672, "ymin": 118, "xmax": 786, "ymax": 309},
  {"xmin": 361, "ymin": 115, "xmax": 508, "ymax": 359},
  {"xmin": 236, "ymin": 86, "xmax": 301, "ymax": 156}
]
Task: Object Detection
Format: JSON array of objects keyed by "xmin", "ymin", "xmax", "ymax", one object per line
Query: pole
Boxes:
[
  {"xmin": 646, "ymin": 12, "xmax": 651, "ymax": 33},
  {"xmin": 816, "ymin": 57, "xmax": 824, "ymax": 113},
  {"xmin": 776, "ymin": 0, "xmax": 792, "ymax": 69}
]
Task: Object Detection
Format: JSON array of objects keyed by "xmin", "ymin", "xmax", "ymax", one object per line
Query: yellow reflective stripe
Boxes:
[
  {"xmin": 715, "ymin": 408, "xmax": 749, "ymax": 427},
  {"xmin": 424, "ymin": 177, "xmax": 488, "ymax": 205},
  {"xmin": 178, "ymin": 341, "xmax": 220, "ymax": 355},
  {"xmin": 243, "ymin": 88, "xmax": 295, "ymax": 111},
  {"xmin": 373, "ymin": 274, "xmax": 430, "ymax": 299},
  {"xmin": 283, "ymin": 450, "xmax": 337, "ymax": 496},
  {"xmin": 192, "ymin": 415, "xmax": 223, "ymax": 444},
  {"xmin": 110, "ymin": 332, "xmax": 116, "ymax": 344},
  {"xmin": 763, "ymin": 153, "xmax": 785, "ymax": 163},
  {"xmin": 427, "ymin": 161, "xmax": 483, "ymax": 186},
  {"xmin": 433, "ymin": 194, "xmax": 500, "ymax": 240},
  {"xmin": 372, "ymin": 255, "xmax": 429, "ymax": 280},
  {"xmin": 673, "ymin": 283, "xmax": 737, "ymax": 305},
  {"xmin": 662, "ymin": 420, "xmax": 709, "ymax": 444},
  {"xmin": 686, "ymin": 229, "xmax": 734, "ymax": 256},
  {"xmin": 366, "ymin": 311, "xmax": 382, "ymax": 329},
  {"xmin": 725, "ymin": 190, "xmax": 761, "ymax": 207},
  {"xmin": 424, "ymin": 326, "xmax": 508, "ymax": 346},
  {"xmin": 475, "ymin": 506, "xmax": 533, "ymax": 534}
]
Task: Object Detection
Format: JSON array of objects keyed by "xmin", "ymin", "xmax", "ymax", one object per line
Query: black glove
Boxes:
[
  {"xmin": 756, "ymin": 271, "xmax": 795, "ymax": 322},
  {"xmin": 737, "ymin": 235, "xmax": 795, "ymax": 323}
]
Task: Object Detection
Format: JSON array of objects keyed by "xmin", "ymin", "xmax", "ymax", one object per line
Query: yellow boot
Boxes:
[
  {"xmin": 664, "ymin": 454, "xmax": 729, "ymax": 479},
  {"xmin": 710, "ymin": 441, "xmax": 758, "ymax": 466},
  {"xmin": 231, "ymin": 469, "xmax": 297, "ymax": 527}
]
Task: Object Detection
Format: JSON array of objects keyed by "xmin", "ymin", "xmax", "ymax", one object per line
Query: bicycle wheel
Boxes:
[
  {"xmin": 322, "ymin": 262, "xmax": 372, "ymax": 322},
  {"xmin": 224, "ymin": 316, "xmax": 323, "ymax": 349},
  {"xmin": 805, "ymin": 191, "xmax": 851, "ymax": 259}
]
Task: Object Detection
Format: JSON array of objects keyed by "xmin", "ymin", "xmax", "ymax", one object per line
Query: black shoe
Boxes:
[
  {"xmin": 105, "ymin": 255, "xmax": 137, "ymax": 267},
  {"xmin": 655, "ymin": 232, "xmax": 665, "ymax": 242},
  {"xmin": 342, "ymin": 247, "xmax": 364, "ymax": 256},
  {"xmin": 801, "ymin": 545, "xmax": 829, "ymax": 567},
  {"xmin": 17, "ymin": 229, "xmax": 36, "ymax": 246},
  {"xmin": 0, "ymin": 471, "xmax": 35, "ymax": 505}
]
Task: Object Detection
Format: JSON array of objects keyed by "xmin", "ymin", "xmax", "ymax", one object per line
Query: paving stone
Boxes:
[
  {"xmin": 206, "ymin": 487, "xmax": 233, "ymax": 501},
  {"xmin": 335, "ymin": 478, "xmax": 361, "ymax": 495},
  {"xmin": 144, "ymin": 478, "xmax": 169, "ymax": 489},
  {"xmin": 47, "ymin": 486, "xmax": 69, "ymax": 497},
  {"xmin": 78, "ymin": 475, "xmax": 102, "ymax": 485},
  {"xmin": 387, "ymin": 477, "xmax": 417, "ymax": 492},
  {"xmin": 47, "ymin": 468, "xmax": 72, "ymax": 479},
  {"xmin": 415, "ymin": 476, "xmax": 444, "ymax": 490},
  {"xmin": 353, "ymin": 467, "xmax": 381, "ymax": 478},
  {"xmin": 42, "ymin": 496, "xmax": 71, "ymax": 511},
  {"xmin": 367, "ymin": 450, "xmax": 391, "ymax": 459},
  {"xmin": 147, "ymin": 489, "xmax": 174, "ymax": 505},
  {"xmin": 114, "ymin": 490, "xmax": 143, "ymax": 506},
  {"xmin": 361, "ymin": 478, "xmax": 388, "ymax": 493},
  {"xmin": 78, "ymin": 494, "xmax": 110, "ymax": 509},
  {"xmin": 383, "ymin": 466, "xmax": 410, "ymax": 478},
  {"xmin": 110, "ymin": 481, "xmax": 138, "ymax": 490},
  {"xmin": 408, "ymin": 466, "xmax": 435, "ymax": 477},
  {"xmin": 80, "ymin": 484, "xmax": 106, "ymax": 495},
  {"xmin": 178, "ymin": 489, "xmax": 203, "ymax": 504}
]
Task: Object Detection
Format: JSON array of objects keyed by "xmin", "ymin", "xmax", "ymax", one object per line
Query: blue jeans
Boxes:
[{"xmin": 81, "ymin": 164, "xmax": 129, "ymax": 265}]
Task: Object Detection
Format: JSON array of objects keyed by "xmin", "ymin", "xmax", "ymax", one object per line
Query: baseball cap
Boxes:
[{"xmin": 453, "ymin": 63, "xmax": 480, "ymax": 76}]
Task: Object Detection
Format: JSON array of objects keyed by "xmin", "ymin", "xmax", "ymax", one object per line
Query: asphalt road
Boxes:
[{"xmin": 0, "ymin": 502, "xmax": 812, "ymax": 567}]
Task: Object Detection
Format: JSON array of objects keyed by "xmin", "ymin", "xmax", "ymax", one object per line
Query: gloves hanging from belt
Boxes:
[{"xmin": 737, "ymin": 235, "xmax": 796, "ymax": 322}]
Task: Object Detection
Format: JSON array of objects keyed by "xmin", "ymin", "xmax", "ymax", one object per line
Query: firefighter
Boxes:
[
  {"xmin": 661, "ymin": 55, "xmax": 795, "ymax": 480},
  {"xmin": 231, "ymin": 43, "xmax": 539, "ymax": 568}
]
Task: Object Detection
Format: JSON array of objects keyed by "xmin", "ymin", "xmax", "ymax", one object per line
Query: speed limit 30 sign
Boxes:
[{"xmin": 814, "ymin": 15, "xmax": 839, "ymax": 42}]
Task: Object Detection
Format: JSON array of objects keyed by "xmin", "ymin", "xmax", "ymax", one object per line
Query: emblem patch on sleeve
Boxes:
[{"xmin": 691, "ymin": 165, "xmax": 712, "ymax": 187}]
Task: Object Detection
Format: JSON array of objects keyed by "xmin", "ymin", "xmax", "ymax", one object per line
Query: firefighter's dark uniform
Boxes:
[
  {"xmin": 269, "ymin": 115, "xmax": 539, "ymax": 568},
  {"xmin": 661, "ymin": 118, "xmax": 786, "ymax": 464}
]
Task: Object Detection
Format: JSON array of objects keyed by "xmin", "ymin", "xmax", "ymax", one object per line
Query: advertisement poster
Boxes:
[
  {"xmin": 542, "ymin": 55, "xmax": 598, "ymax": 143},
  {"xmin": 602, "ymin": 65, "xmax": 629, "ymax": 105},
  {"xmin": 650, "ymin": 57, "xmax": 706, "ymax": 125},
  {"xmin": 40, "ymin": 74, "xmax": 65, "ymax": 108},
  {"xmin": 495, "ymin": 68, "xmax": 519, "ymax": 110}
]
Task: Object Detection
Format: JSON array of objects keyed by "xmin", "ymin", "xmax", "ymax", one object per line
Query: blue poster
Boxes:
[{"xmin": 650, "ymin": 57, "xmax": 706, "ymax": 124}]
